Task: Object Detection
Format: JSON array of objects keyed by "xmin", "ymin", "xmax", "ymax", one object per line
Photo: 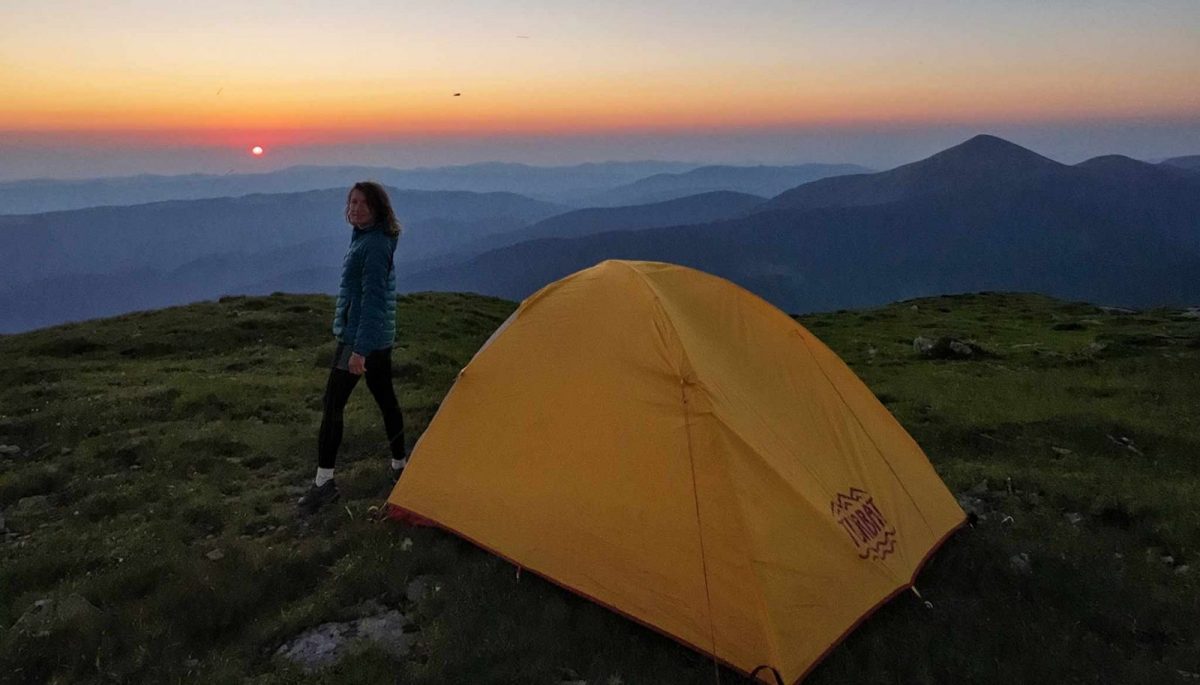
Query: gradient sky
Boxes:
[{"xmin": 2, "ymin": 0, "xmax": 1198, "ymax": 179}]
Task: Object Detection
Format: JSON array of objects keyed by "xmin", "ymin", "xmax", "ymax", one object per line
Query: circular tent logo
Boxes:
[{"xmin": 831, "ymin": 488, "xmax": 897, "ymax": 561}]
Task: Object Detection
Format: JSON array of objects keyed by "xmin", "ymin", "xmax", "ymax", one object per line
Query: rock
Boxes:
[
  {"xmin": 13, "ymin": 495, "xmax": 49, "ymax": 516},
  {"xmin": 948, "ymin": 341, "xmax": 974, "ymax": 357},
  {"xmin": 968, "ymin": 479, "xmax": 990, "ymax": 495},
  {"xmin": 912, "ymin": 337, "xmax": 934, "ymax": 355},
  {"xmin": 0, "ymin": 444, "xmax": 20, "ymax": 455},
  {"xmin": 1176, "ymin": 565, "xmax": 1191, "ymax": 576},
  {"xmin": 1050, "ymin": 447, "xmax": 1073, "ymax": 456},
  {"xmin": 13, "ymin": 593, "xmax": 103, "ymax": 639},
  {"xmin": 956, "ymin": 494, "xmax": 987, "ymax": 520},
  {"xmin": 276, "ymin": 609, "xmax": 413, "ymax": 672},
  {"xmin": 400, "ymin": 537, "xmax": 414, "ymax": 552},
  {"xmin": 355, "ymin": 610, "xmax": 412, "ymax": 658},
  {"xmin": 405, "ymin": 576, "xmax": 438, "ymax": 603},
  {"xmin": 1161, "ymin": 555, "xmax": 1175, "ymax": 566},
  {"xmin": 1098, "ymin": 306, "xmax": 1137, "ymax": 315},
  {"xmin": 205, "ymin": 549, "xmax": 225, "ymax": 561},
  {"xmin": 1065, "ymin": 512, "xmax": 1083, "ymax": 525},
  {"xmin": 1106, "ymin": 434, "xmax": 1144, "ymax": 456},
  {"xmin": 1178, "ymin": 308, "xmax": 1200, "ymax": 319},
  {"xmin": 914, "ymin": 336, "xmax": 990, "ymax": 360},
  {"xmin": 1008, "ymin": 553, "xmax": 1032, "ymax": 576}
]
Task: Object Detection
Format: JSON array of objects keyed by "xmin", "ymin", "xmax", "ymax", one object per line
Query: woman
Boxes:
[{"xmin": 299, "ymin": 181, "xmax": 407, "ymax": 514}]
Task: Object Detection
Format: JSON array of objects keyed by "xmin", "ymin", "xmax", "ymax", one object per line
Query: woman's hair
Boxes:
[{"xmin": 347, "ymin": 181, "xmax": 402, "ymax": 236}]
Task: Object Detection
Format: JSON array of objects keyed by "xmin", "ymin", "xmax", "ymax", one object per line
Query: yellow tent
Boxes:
[{"xmin": 387, "ymin": 260, "xmax": 964, "ymax": 683}]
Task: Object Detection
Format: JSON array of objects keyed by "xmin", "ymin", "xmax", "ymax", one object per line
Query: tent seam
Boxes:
[
  {"xmin": 792, "ymin": 329, "xmax": 936, "ymax": 540},
  {"xmin": 618, "ymin": 261, "xmax": 786, "ymax": 670}
]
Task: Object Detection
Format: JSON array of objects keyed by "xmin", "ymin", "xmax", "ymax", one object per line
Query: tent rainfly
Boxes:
[{"xmin": 388, "ymin": 260, "xmax": 965, "ymax": 683}]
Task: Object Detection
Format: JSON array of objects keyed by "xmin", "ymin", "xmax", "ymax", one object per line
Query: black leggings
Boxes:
[{"xmin": 318, "ymin": 344, "xmax": 406, "ymax": 469}]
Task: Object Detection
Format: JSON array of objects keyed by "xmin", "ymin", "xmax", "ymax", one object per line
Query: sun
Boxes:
[{"xmin": 251, "ymin": 145, "xmax": 264, "ymax": 156}]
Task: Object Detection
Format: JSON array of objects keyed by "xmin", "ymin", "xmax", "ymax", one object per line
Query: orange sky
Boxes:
[{"xmin": 3, "ymin": 0, "xmax": 1198, "ymax": 147}]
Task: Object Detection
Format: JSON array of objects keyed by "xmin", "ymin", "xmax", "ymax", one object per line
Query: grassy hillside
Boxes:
[{"xmin": 1, "ymin": 292, "xmax": 1197, "ymax": 683}]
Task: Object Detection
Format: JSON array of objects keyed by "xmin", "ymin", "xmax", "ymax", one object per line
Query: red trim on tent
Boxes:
[
  {"xmin": 385, "ymin": 502, "xmax": 966, "ymax": 684},
  {"xmin": 386, "ymin": 503, "xmax": 436, "ymax": 527}
]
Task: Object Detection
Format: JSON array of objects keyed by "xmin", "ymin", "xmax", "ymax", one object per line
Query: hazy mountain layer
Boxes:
[
  {"xmin": 586, "ymin": 163, "xmax": 869, "ymax": 206},
  {"xmin": 0, "ymin": 188, "xmax": 562, "ymax": 332},
  {"xmin": 0, "ymin": 161, "xmax": 698, "ymax": 215}
]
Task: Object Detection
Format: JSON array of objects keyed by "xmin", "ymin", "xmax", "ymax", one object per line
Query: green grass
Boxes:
[{"xmin": 1, "ymin": 291, "xmax": 1197, "ymax": 683}]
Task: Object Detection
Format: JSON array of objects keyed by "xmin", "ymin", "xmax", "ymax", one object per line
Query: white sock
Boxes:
[
  {"xmin": 391, "ymin": 457, "xmax": 408, "ymax": 471},
  {"xmin": 315, "ymin": 467, "xmax": 335, "ymax": 486}
]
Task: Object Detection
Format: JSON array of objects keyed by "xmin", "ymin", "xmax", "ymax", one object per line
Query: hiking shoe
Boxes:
[{"xmin": 298, "ymin": 480, "xmax": 339, "ymax": 515}]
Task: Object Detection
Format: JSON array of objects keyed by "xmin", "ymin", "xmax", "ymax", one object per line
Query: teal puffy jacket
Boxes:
[{"xmin": 332, "ymin": 223, "xmax": 398, "ymax": 355}]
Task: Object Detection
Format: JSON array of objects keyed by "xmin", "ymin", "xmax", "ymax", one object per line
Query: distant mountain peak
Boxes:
[
  {"xmin": 1076, "ymin": 154, "xmax": 1155, "ymax": 171},
  {"xmin": 924, "ymin": 134, "xmax": 1062, "ymax": 172}
]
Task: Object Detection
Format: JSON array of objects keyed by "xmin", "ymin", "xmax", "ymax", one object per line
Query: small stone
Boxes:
[
  {"xmin": 0, "ymin": 445, "xmax": 20, "ymax": 455},
  {"xmin": 1008, "ymin": 553, "xmax": 1032, "ymax": 576},
  {"xmin": 968, "ymin": 479, "xmax": 990, "ymax": 495},
  {"xmin": 206, "ymin": 549, "xmax": 225, "ymax": 561},
  {"xmin": 1160, "ymin": 555, "xmax": 1174, "ymax": 566},
  {"xmin": 1176, "ymin": 565, "xmax": 1191, "ymax": 576},
  {"xmin": 1050, "ymin": 447, "xmax": 1073, "ymax": 456},
  {"xmin": 400, "ymin": 537, "xmax": 414, "ymax": 552},
  {"xmin": 60, "ymin": 447, "xmax": 72, "ymax": 455},
  {"xmin": 406, "ymin": 576, "xmax": 433, "ymax": 603},
  {"xmin": 956, "ymin": 494, "xmax": 987, "ymax": 519},
  {"xmin": 948, "ymin": 341, "xmax": 973, "ymax": 357},
  {"xmin": 276, "ymin": 609, "xmax": 413, "ymax": 672},
  {"xmin": 13, "ymin": 593, "xmax": 103, "ymax": 641},
  {"xmin": 1065, "ymin": 513, "xmax": 1083, "ymax": 525},
  {"xmin": 912, "ymin": 337, "xmax": 934, "ymax": 355}
]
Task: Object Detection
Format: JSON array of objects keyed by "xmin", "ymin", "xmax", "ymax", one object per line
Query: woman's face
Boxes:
[{"xmin": 347, "ymin": 189, "xmax": 375, "ymax": 226}]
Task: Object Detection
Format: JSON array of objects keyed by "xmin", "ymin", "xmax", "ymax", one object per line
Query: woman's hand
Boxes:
[{"xmin": 349, "ymin": 352, "xmax": 367, "ymax": 375}]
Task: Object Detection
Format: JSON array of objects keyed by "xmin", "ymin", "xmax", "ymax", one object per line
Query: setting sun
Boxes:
[{"xmin": 251, "ymin": 145, "xmax": 264, "ymax": 156}]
